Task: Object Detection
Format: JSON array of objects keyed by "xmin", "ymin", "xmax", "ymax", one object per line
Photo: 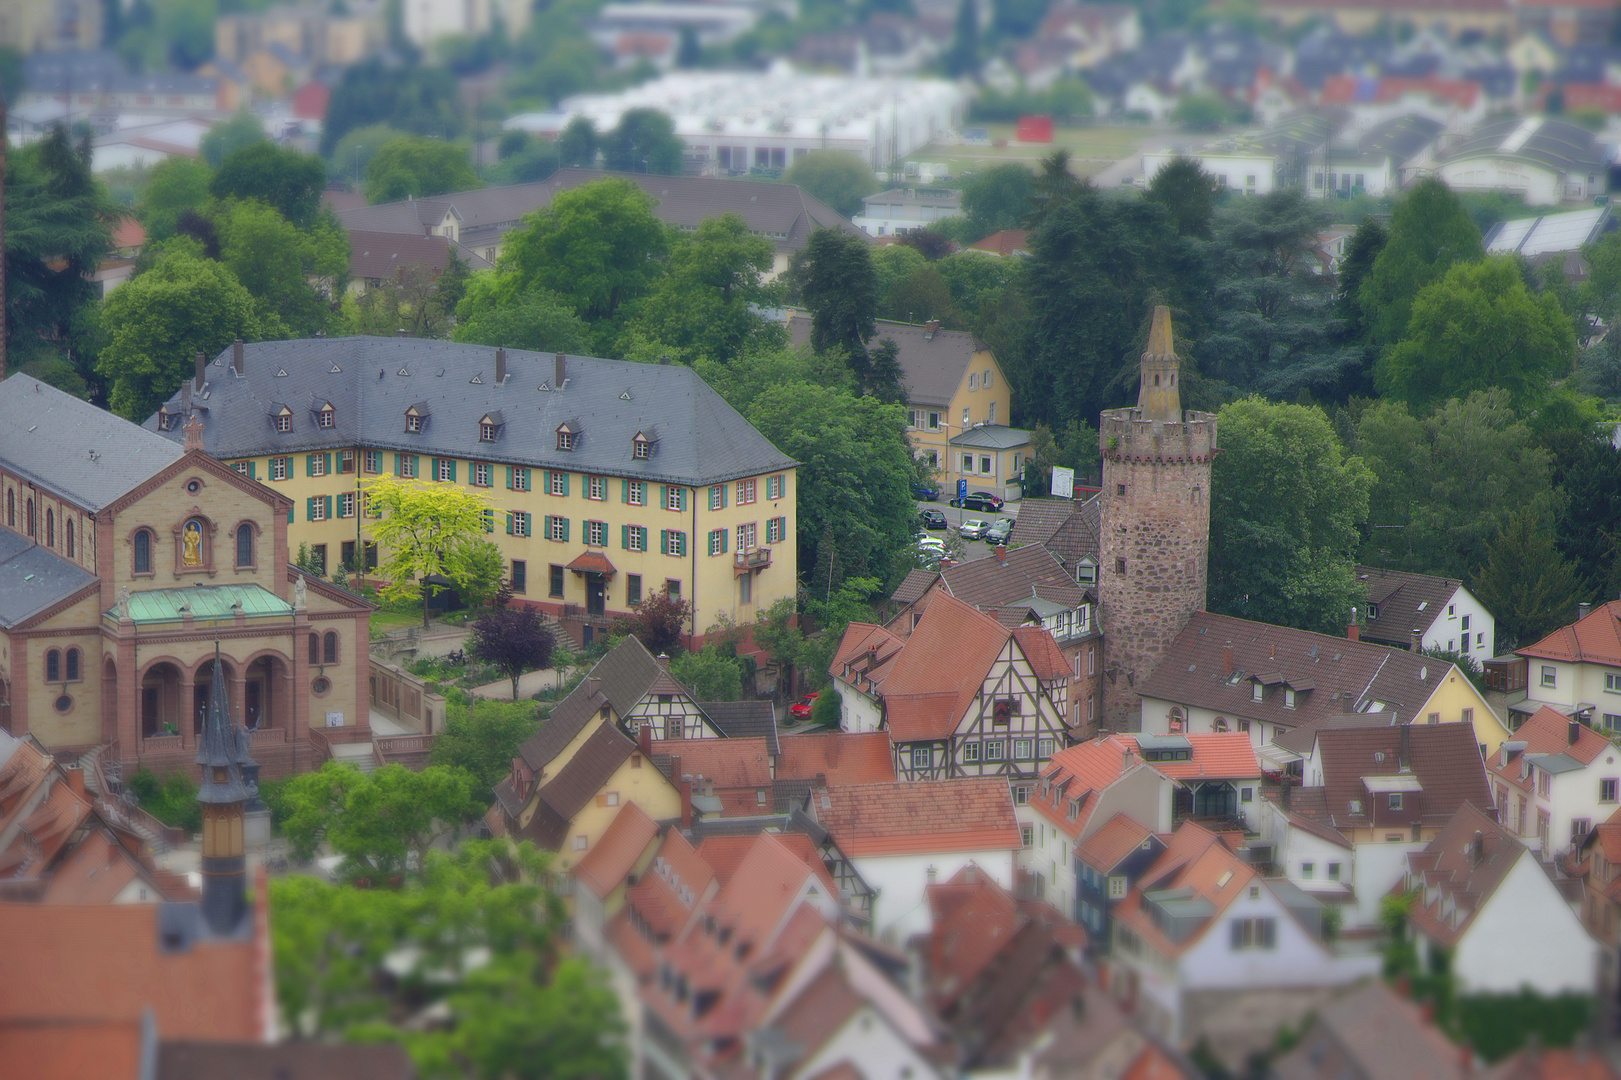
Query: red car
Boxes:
[{"xmin": 790, "ymin": 692, "xmax": 819, "ymax": 719}]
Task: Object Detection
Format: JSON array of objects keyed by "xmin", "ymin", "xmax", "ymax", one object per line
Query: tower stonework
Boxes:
[{"xmin": 1098, "ymin": 306, "xmax": 1216, "ymax": 730}]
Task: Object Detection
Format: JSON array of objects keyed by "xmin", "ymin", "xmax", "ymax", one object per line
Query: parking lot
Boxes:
[{"xmin": 915, "ymin": 497, "xmax": 1021, "ymax": 566}]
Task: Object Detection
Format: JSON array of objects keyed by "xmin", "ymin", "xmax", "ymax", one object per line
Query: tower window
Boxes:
[
  {"xmin": 1115, "ymin": 557, "xmax": 1126, "ymax": 574},
  {"xmin": 1117, "ymin": 484, "xmax": 1126, "ymax": 496}
]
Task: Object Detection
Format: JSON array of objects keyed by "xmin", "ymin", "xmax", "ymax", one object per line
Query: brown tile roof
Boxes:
[
  {"xmin": 697, "ymin": 701, "xmax": 779, "ymax": 751},
  {"xmin": 789, "ymin": 315, "xmax": 985, "ymax": 408},
  {"xmin": 1519, "ymin": 599, "xmax": 1621, "ymax": 664},
  {"xmin": 156, "ymin": 1041, "xmax": 419, "ymax": 1080},
  {"xmin": 1272, "ymin": 981, "xmax": 1465, "ymax": 1080},
  {"xmin": 882, "ymin": 592, "xmax": 1012, "ymax": 741},
  {"xmin": 1403, "ymin": 802, "xmax": 1523, "ymax": 948},
  {"xmin": 1487, "ymin": 1047, "xmax": 1621, "ymax": 1080},
  {"xmin": 1273, "ymin": 710, "xmax": 1404, "ymax": 756},
  {"xmin": 1013, "ymin": 626, "xmax": 1070, "ymax": 683},
  {"xmin": 573, "ymin": 801, "xmax": 661, "ymax": 900},
  {"xmin": 941, "ymin": 543, "xmax": 1087, "ymax": 611},
  {"xmin": 1009, "ymin": 495, "xmax": 1100, "ymax": 575},
  {"xmin": 1315, "ymin": 722, "xmax": 1492, "ymax": 832},
  {"xmin": 890, "ymin": 568, "xmax": 938, "ymax": 607},
  {"xmin": 1138, "ymin": 611, "xmax": 1459, "ymax": 732},
  {"xmin": 653, "ymin": 736, "xmax": 772, "ymax": 790},
  {"xmin": 518, "ymin": 635, "xmax": 661, "ymax": 771},
  {"xmin": 776, "ymin": 731, "xmax": 897, "ymax": 786},
  {"xmin": 1076, "ymin": 812, "xmax": 1155, "ymax": 872},
  {"xmin": 831, "ymin": 621, "xmax": 907, "ymax": 699},
  {"xmin": 966, "ymin": 229, "xmax": 1030, "ymax": 257},
  {"xmin": 1355, "ymin": 565, "xmax": 1466, "ymax": 649},
  {"xmin": 811, "ymin": 779, "xmax": 1021, "ymax": 858},
  {"xmin": 1265, "ymin": 786, "xmax": 1355, "ymax": 850},
  {"xmin": 0, "ymin": 900, "xmax": 264, "ymax": 1042},
  {"xmin": 1489, "ymin": 707, "xmax": 1611, "ymax": 796},
  {"xmin": 523, "ymin": 723, "xmax": 639, "ymax": 847},
  {"xmin": 0, "ymin": 1018, "xmax": 144, "ymax": 1080},
  {"xmin": 346, "ymin": 229, "xmax": 492, "ymax": 282}
]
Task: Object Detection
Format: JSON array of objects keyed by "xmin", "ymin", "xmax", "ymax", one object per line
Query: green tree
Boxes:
[
  {"xmin": 556, "ymin": 116, "xmax": 599, "ymax": 168},
  {"xmin": 320, "ymin": 58, "xmax": 464, "ymax": 156},
  {"xmin": 602, "ymin": 107, "xmax": 685, "ymax": 175},
  {"xmin": 200, "ymin": 111, "xmax": 268, "ymax": 168},
  {"xmin": 943, "ymin": 0, "xmax": 980, "ymax": 78},
  {"xmin": 1551, "ymin": 431, "xmax": 1621, "ymax": 597},
  {"xmin": 453, "ymin": 283, "xmax": 591, "ymax": 353},
  {"xmin": 363, "ymin": 477, "xmax": 496, "ymax": 626},
  {"xmin": 1360, "ymin": 178, "xmax": 1484, "ymax": 347},
  {"xmin": 629, "ymin": 213, "xmax": 779, "ymax": 363},
  {"xmin": 781, "ymin": 151, "xmax": 881, "ymax": 219},
  {"xmin": 488, "ymin": 135, "xmax": 563, "ymax": 185},
  {"xmin": 98, "ymin": 239, "xmax": 277, "ymax": 421},
  {"xmin": 1473, "ymin": 510, "xmax": 1588, "ymax": 650},
  {"xmin": 467, "ymin": 607, "xmax": 556, "ymax": 700},
  {"xmin": 279, "ymin": 761, "xmax": 480, "ymax": 879},
  {"xmin": 1354, "ymin": 391, "xmax": 1556, "ymax": 579},
  {"xmin": 613, "ymin": 586, "xmax": 693, "ymax": 655},
  {"xmin": 432, "ymin": 698, "xmax": 541, "ymax": 796},
  {"xmin": 961, "ymin": 163, "xmax": 1034, "ymax": 243},
  {"xmin": 752, "ymin": 595, "xmax": 805, "ymax": 697},
  {"xmin": 1145, "ymin": 155, "xmax": 1217, "ymax": 240},
  {"xmin": 1170, "ymin": 93, "xmax": 1229, "ymax": 131},
  {"xmin": 452, "ymin": 536, "xmax": 508, "ymax": 611},
  {"xmin": 1379, "ymin": 257, "xmax": 1575, "ymax": 412},
  {"xmin": 797, "ymin": 228, "xmax": 879, "ymax": 359},
  {"xmin": 350, "ymin": 259, "xmax": 468, "ymax": 340},
  {"xmin": 366, "ymin": 135, "xmax": 482, "ymax": 203},
  {"xmin": 137, "ymin": 156, "xmax": 213, "ymax": 241},
  {"xmin": 217, "ymin": 198, "xmax": 340, "ymax": 336},
  {"xmin": 211, "ymin": 142, "xmax": 328, "ymax": 228},
  {"xmin": 670, "ymin": 646, "xmax": 745, "ymax": 701},
  {"xmin": 328, "ymin": 123, "xmax": 410, "ymax": 188},
  {"xmin": 1208, "ymin": 398, "xmax": 1373, "ymax": 633},
  {"xmin": 484, "ymin": 179, "xmax": 668, "ymax": 328}
]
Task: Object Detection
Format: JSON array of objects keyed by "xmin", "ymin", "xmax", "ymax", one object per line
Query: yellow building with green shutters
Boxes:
[{"xmin": 147, "ymin": 339, "xmax": 798, "ymax": 649}]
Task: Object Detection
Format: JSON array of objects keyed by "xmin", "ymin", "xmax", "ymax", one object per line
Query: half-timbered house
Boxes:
[{"xmin": 830, "ymin": 592, "xmax": 1075, "ymax": 792}]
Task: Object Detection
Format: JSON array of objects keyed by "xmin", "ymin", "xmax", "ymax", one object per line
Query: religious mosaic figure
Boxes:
[{"xmin": 182, "ymin": 520, "xmax": 203, "ymax": 567}]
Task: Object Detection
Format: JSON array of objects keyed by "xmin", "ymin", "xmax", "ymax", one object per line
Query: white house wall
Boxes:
[
  {"xmin": 855, "ymin": 849, "xmax": 1016, "ymax": 944},
  {"xmin": 787, "ymin": 1003, "xmax": 945, "ymax": 1080},
  {"xmin": 1445, "ymin": 852, "xmax": 1601, "ymax": 995},
  {"xmin": 838, "ymin": 682, "xmax": 884, "ymax": 734},
  {"xmin": 1436, "ymin": 159, "xmax": 1564, "ymax": 206},
  {"xmin": 1349, "ymin": 840, "xmax": 1426, "ymax": 930},
  {"xmin": 1421, "ymin": 586, "xmax": 1495, "ymax": 660}
]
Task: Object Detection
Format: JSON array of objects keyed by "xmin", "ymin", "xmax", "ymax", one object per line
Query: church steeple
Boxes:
[
  {"xmin": 1136, "ymin": 305, "xmax": 1182, "ymax": 422},
  {"xmin": 196, "ymin": 643, "xmax": 254, "ymax": 936}
]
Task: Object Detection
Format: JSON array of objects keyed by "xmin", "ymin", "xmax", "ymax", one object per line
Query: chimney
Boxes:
[
  {"xmin": 1222, "ymin": 645, "xmax": 1234, "ymax": 675},
  {"xmin": 232, "ymin": 339, "xmax": 244, "ymax": 375},
  {"xmin": 1410, "ymin": 629, "xmax": 1422, "ymax": 652},
  {"xmin": 1579, "ymin": 602, "xmax": 1593, "ymax": 621},
  {"xmin": 1280, "ymin": 776, "xmax": 1292, "ymax": 811},
  {"xmin": 193, "ymin": 350, "xmax": 206, "ymax": 393},
  {"xmin": 1571, "ymin": 719, "xmax": 1583, "ymax": 745},
  {"xmin": 1399, "ymin": 722, "xmax": 1411, "ymax": 772},
  {"xmin": 1122, "ymin": 746, "xmax": 1132, "ymax": 771},
  {"xmin": 396, "ymin": 327, "xmax": 408, "ymax": 337},
  {"xmin": 814, "ymin": 771, "xmax": 828, "ymax": 790},
  {"xmin": 995, "ymin": 545, "xmax": 1007, "ymax": 563},
  {"xmin": 926, "ymin": 865, "xmax": 937, "ymax": 883},
  {"xmin": 1347, "ymin": 623, "xmax": 1359, "ymax": 642},
  {"xmin": 923, "ymin": 319, "xmax": 940, "ymax": 339},
  {"xmin": 555, "ymin": 350, "xmax": 566, "ymax": 387},
  {"xmin": 495, "ymin": 346, "xmax": 506, "ymax": 383},
  {"xmin": 638, "ymin": 722, "xmax": 653, "ymax": 758},
  {"xmin": 1472, "ymin": 830, "xmax": 1484, "ymax": 867}
]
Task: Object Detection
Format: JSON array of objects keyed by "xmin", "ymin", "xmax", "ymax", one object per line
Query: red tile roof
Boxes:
[
  {"xmin": 572, "ymin": 801, "xmax": 660, "ymax": 900},
  {"xmin": 1076, "ymin": 813, "xmax": 1155, "ymax": 872},
  {"xmin": 0, "ymin": 1019, "xmax": 144, "ymax": 1080},
  {"xmin": 565, "ymin": 550, "xmax": 617, "ymax": 576},
  {"xmin": 812, "ymin": 779, "xmax": 1022, "ymax": 858},
  {"xmin": 1110, "ymin": 823, "xmax": 1256, "ymax": 959},
  {"xmin": 112, "ymin": 218, "xmax": 147, "ymax": 252},
  {"xmin": 1316, "ymin": 722, "xmax": 1492, "ymax": 831},
  {"xmin": 1403, "ymin": 802, "xmax": 1522, "ymax": 948},
  {"xmin": 1014, "ymin": 626, "xmax": 1071, "ymax": 684},
  {"xmin": 1519, "ymin": 600, "xmax": 1621, "ymax": 664},
  {"xmin": 832, "ymin": 622, "xmax": 907, "ymax": 697},
  {"xmin": 1032, "ymin": 736, "xmax": 1140, "ymax": 839},
  {"xmin": 776, "ymin": 731, "xmax": 897, "ymax": 786},
  {"xmin": 1123, "ymin": 733, "xmax": 1259, "ymax": 781},
  {"xmin": 651, "ymin": 736, "xmax": 772, "ymax": 790},
  {"xmin": 882, "ymin": 593, "xmax": 1012, "ymax": 741},
  {"xmin": 1489, "ymin": 1047, "xmax": 1621, "ymax": 1080},
  {"xmin": 967, "ymin": 229, "xmax": 1030, "ymax": 257},
  {"xmin": 1489, "ymin": 707, "xmax": 1611, "ymax": 797}
]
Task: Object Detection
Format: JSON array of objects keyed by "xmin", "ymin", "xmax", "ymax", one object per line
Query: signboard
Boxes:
[
  {"xmin": 957, "ymin": 478, "xmax": 968, "ymax": 502},
  {"xmin": 1051, "ymin": 466, "xmax": 1075, "ymax": 499},
  {"xmin": 326, "ymin": 711, "xmax": 345, "ymax": 728}
]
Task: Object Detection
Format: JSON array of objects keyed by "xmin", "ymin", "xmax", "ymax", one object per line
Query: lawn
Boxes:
[
  {"xmin": 370, "ymin": 611, "xmax": 420, "ymax": 639},
  {"xmin": 904, "ymin": 123, "xmax": 1152, "ymax": 180}
]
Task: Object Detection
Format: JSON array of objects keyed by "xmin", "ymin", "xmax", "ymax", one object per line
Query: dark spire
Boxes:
[
  {"xmin": 195, "ymin": 642, "xmax": 254, "ymax": 937},
  {"xmin": 195, "ymin": 644, "xmax": 253, "ymax": 803}
]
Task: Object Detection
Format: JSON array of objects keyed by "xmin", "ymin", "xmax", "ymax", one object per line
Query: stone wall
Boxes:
[{"xmin": 1098, "ymin": 409, "xmax": 1216, "ymax": 730}]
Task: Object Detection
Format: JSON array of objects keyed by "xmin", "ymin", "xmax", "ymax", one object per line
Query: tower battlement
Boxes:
[{"xmin": 1099, "ymin": 409, "xmax": 1218, "ymax": 463}]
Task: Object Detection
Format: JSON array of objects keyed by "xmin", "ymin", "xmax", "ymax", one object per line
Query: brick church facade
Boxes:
[{"xmin": 0, "ymin": 374, "xmax": 370, "ymax": 779}]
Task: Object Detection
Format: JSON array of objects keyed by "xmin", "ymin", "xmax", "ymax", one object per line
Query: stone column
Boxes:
[
  {"xmin": 231, "ymin": 665, "xmax": 249, "ymax": 733},
  {"xmin": 116, "ymin": 630, "xmax": 138, "ymax": 756},
  {"xmin": 179, "ymin": 668, "xmax": 196, "ymax": 750}
]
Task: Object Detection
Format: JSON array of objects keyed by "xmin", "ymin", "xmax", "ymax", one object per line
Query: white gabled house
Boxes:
[{"xmin": 1487, "ymin": 706, "xmax": 1621, "ymax": 861}]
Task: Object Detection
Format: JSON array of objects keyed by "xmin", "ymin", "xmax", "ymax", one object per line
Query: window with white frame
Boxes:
[
  {"xmin": 272, "ymin": 457, "xmax": 289, "ymax": 481},
  {"xmin": 1607, "ymin": 673, "xmax": 1621, "ymax": 693},
  {"xmin": 512, "ymin": 512, "xmax": 530, "ymax": 537},
  {"xmin": 1038, "ymin": 737, "xmax": 1055, "ymax": 759},
  {"xmin": 665, "ymin": 487, "xmax": 682, "ymax": 511},
  {"xmin": 911, "ymin": 746, "xmax": 932, "ymax": 770},
  {"xmin": 1108, "ymin": 877, "xmax": 1127, "ymax": 899},
  {"xmin": 339, "ymin": 492, "xmax": 356, "ymax": 518},
  {"xmin": 628, "ymin": 481, "xmax": 645, "ymax": 506},
  {"xmin": 709, "ymin": 485, "xmax": 724, "ymax": 510},
  {"xmin": 1014, "ymin": 737, "xmax": 1033, "ymax": 759},
  {"xmin": 709, "ymin": 529, "xmax": 726, "ymax": 556},
  {"xmin": 737, "ymin": 478, "xmax": 756, "ymax": 504},
  {"xmin": 547, "ymin": 516, "xmax": 567, "ymax": 542},
  {"xmin": 767, "ymin": 474, "xmax": 784, "ymax": 500},
  {"xmin": 736, "ymin": 522, "xmax": 756, "ymax": 551},
  {"xmin": 985, "ymin": 739, "xmax": 1005, "ymax": 760},
  {"xmin": 1542, "ymin": 666, "xmax": 1557, "ymax": 687},
  {"xmin": 588, "ymin": 476, "xmax": 605, "ymax": 500},
  {"xmin": 437, "ymin": 458, "xmax": 454, "ymax": 482},
  {"xmin": 548, "ymin": 471, "xmax": 566, "ymax": 495},
  {"xmin": 587, "ymin": 520, "xmax": 607, "ymax": 546},
  {"xmin": 963, "ymin": 741, "xmax": 981, "ymax": 762},
  {"xmin": 473, "ymin": 462, "xmax": 491, "ymax": 486}
]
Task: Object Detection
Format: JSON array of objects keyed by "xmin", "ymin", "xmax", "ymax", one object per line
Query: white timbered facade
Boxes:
[{"xmin": 621, "ymin": 671, "xmax": 723, "ymax": 742}]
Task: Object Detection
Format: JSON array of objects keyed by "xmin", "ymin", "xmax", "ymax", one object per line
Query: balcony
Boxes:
[{"xmin": 734, "ymin": 547, "xmax": 771, "ymax": 576}]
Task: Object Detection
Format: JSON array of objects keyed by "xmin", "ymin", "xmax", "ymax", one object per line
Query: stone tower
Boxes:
[
  {"xmin": 196, "ymin": 645, "xmax": 256, "ymax": 936},
  {"xmin": 1098, "ymin": 306, "xmax": 1217, "ymax": 730}
]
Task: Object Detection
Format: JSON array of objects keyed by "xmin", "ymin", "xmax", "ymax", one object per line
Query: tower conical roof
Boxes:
[
  {"xmin": 196, "ymin": 646, "xmax": 254, "ymax": 804},
  {"xmin": 1135, "ymin": 305, "xmax": 1182, "ymax": 422}
]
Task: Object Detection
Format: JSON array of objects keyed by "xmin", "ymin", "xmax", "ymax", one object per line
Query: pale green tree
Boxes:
[{"xmin": 362, "ymin": 477, "xmax": 495, "ymax": 626}]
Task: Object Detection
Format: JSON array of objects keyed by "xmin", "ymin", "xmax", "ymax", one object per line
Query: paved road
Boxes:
[{"xmin": 915, "ymin": 497, "xmax": 1020, "ymax": 566}]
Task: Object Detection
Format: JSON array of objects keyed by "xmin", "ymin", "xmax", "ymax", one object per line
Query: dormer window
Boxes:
[
  {"xmin": 274, "ymin": 407, "xmax": 293, "ymax": 433},
  {"xmin": 1284, "ymin": 688, "xmax": 1296, "ymax": 709},
  {"xmin": 478, "ymin": 411, "xmax": 504, "ymax": 442},
  {"xmin": 557, "ymin": 422, "xmax": 577, "ymax": 452},
  {"xmin": 633, "ymin": 435, "xmax": 651, "ymax": 460},
  {"xmin": 1076, "ymin": 556, "xmax": 1097, "ymax": 585},
  {"xmin": 1252, "ymin": 681, "xmax": 1264, "ymax": 702},
  {"xmin": 317, "ymin": 404, "xmax": 335, "ymax": 429},
  {"xmin": 404, "ymin": 403, "xmax": 428, "ymax": 434},
  {"xmin": 406, "ymin": 414, "xmax": 423, "ymax": 433},
  {"xmin": 480, "ymin": 423, "xmax": 497, "ymax": 442}
]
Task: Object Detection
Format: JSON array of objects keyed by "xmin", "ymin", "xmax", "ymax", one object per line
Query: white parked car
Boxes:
[{"xmin": 959, "ymin": 518, "xmax": 991, "ymax": 540}]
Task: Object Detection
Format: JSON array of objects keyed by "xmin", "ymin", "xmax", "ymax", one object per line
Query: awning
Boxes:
[
  {"xmin": 1362, "ymin": 775, "xmax": 1423, "ymax": 794},
  {"xmin": 566, "ymin": 551, "xmax": 617, "ymax": 577}
]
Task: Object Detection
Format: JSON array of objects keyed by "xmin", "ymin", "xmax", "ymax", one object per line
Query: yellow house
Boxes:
[
  {"xmin": 787, "ymin": 314, "xmax": 1028, "ymax": 501},
  {"xmin": 145, "ymin": 339, "xmax": 798, "ymax": 649}
]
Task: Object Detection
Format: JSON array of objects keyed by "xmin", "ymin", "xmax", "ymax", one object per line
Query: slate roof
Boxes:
[
  {"xmin": 523, "ymin": 723, "xmax": 638, "ymax": 847},
  {"xmin": 889, "ymin": 568, "xmax": 937, "ymax": 608},
  {"xmin": 0, "ymin": 373, "xmax": 183, "ymax": 512},
  {"xmin": 1518, "ymin": 599, "xmax": 1621, "ymax": 665},
  {"xmin": 1137, "ymin": 611, "xmax": 1458, "ymax": 733},
  {"xmin": 347, "ymin": 229, "xmax": 492, "ymax": 281},
  {"xmin": 145, "ymin": 337, "xmax": 796, "ymax": 487},
  {"xmin": 1403, "ymin": 801, "xmax": 1523, "ymax": 948},
  {"xmin": 1314, "ymin": 722, "xmax": 1492, "ymax": 832},
  {"xmin": 949, "ymin": 424, "xmax": 1031, "ymax": 450},
  {"xmin": 1356, "ymin": 565, "xmax": 1465, "ymax": 648},
  {"xmin": 338, "ymin": 169, "xmax": 865, "ymax": 256},
  {"xmin": 787, "ymin": 315, "xmax": 985, "ymax": 408},
  {"xmin": 1272, "ymin": 981, "xmax": 1465, "ymax": 1080},
  {"xmin": 1008, "ymin": 495, "xmax": 1099, "ymax": 575},
  {"xmin": 697, "ymin": 701, "xmax": 778, "ymax": 753},
  {"xmin": 0, "ymin": 528, "xmax": 97, "ymax": 630},
  {"xmin": 940, "ymin": 543, "xmax": 1087, "ymax": 612},
  {"xmin": 810, "ymin": 779, "xmax": 1021, "ymax": 858},
  {"xmin": 1445, "ymin": 116, "xmax": 1607, "ymax": 176}
]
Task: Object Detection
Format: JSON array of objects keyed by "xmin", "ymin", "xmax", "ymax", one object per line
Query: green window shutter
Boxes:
[
  {"xmin": 661, "ymin": 529, "xmax": 668, "ymax": 554},
  {"xmin": 448, "ymin": 459, "xmax": 457, "ymax": 482},
  {"xmin": 679, "ymin": 488, "xmax": 687, "ymax": 511},
  {"xmin": 722, "ymin": 529, "xmax": 728, "ymax": 553},
  {"xmin": 287, "ymin": 506, "xmax": 294, "ymax": 524},
  {"xmin": 505, "ymin": 466, "xmax": 513, "ymax": 489},
  {"xmin": 506, "ymin": 512, "xmax": 514, "ymax": 536},
  {"xmin": 621, "ymin": 524, "xmax": 630, "ymax": 549},
  {"xmin": 677, "ymin": 531, "xmax": 685, "ymax": 556},
  {"xmin": 561, "ymin": 473, "xmax": 571, "ymax": 496},
  {"xmin": 412, "ymin": 455, "xmax": 420, "ymax": 477},
  {"xmin": 305, "ymin": 497, "xmax": 314, "ymax": 520},
  {"xmin": 305, "ymin": 453, "xmax": 315, "ymax": 476},
  {"xmin": 561, "ymin": 517, "xmax": 571, "ymax": 542},
  {"xmin": 621, "ymin": 479, "xmax": 630, "ymax": 503},
  {"xmin": 542, "ymin": 470, "xmax": 551, "ymax": 492},
  {"xmin": 395, "ymin": 454, "xmax": 403, "ymax": 477},
  {"xmin": 721, "ymin": 485, "xmax": 727, "ymax": 509},
  {"xmin": 324, "ymin": 452, "xmax": 332, "ymax": 475},
  {"xmin": 248, "ymin": 461, "xmax": 256, "ymax": 479},
  {"xmin": 324, "ymin": 495, "xmax": 333, "ymax": 518}
]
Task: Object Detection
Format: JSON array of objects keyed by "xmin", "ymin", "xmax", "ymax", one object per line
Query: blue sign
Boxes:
[{"xmin": 957, "ymin": 479, "xmax": 968, "ymax": 500}]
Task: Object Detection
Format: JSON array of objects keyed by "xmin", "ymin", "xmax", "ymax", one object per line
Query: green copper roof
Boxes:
[{"xmin": 111, "ymin": 584, "xmax": 293, "ymax": 625}]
